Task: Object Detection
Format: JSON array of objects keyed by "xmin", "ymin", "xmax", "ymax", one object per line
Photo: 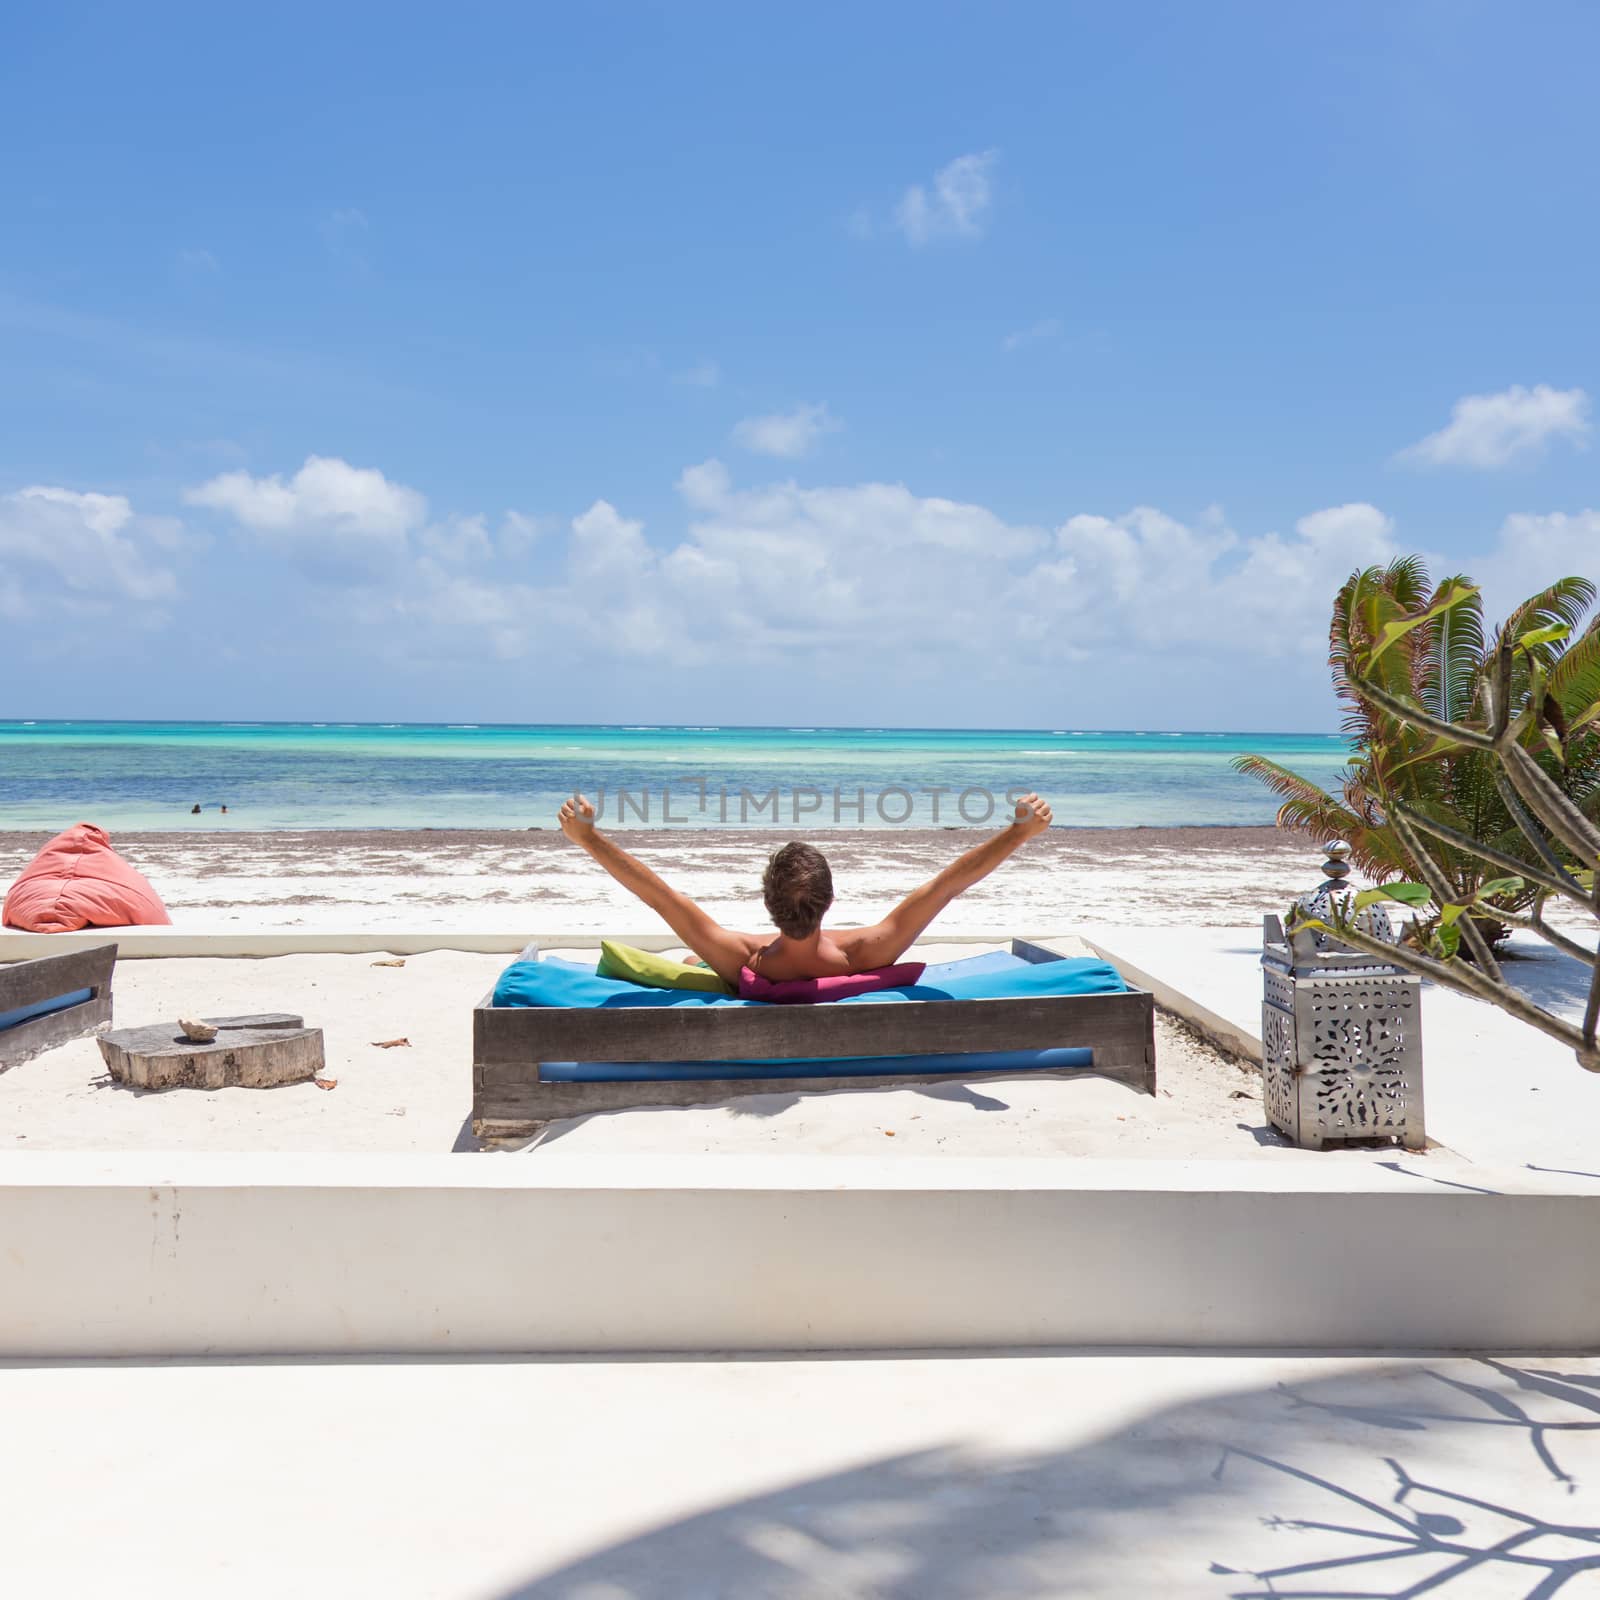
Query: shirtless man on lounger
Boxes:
[{"xmin": 556, "ymin": 792, "xmax": 1053, "ymax": 985}]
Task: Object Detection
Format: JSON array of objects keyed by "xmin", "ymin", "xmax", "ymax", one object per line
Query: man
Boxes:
[{"xmin": 557, "ymin": 791, "xmax": 1053, "ymax": 985}]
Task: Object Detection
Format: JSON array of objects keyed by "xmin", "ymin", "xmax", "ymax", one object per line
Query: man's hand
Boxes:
[
  {"xmin": 1011, "ymin": 792, "xmax": 1052, "ymax": 840},
  {"xmin": 558, "ymin": 793, "xmax": 597, "ymax": 844}
]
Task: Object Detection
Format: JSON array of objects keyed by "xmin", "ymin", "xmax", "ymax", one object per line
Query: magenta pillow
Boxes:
[{"xmin": 737, "ymin": 963, "xmax": 926, "ymax": 1004}]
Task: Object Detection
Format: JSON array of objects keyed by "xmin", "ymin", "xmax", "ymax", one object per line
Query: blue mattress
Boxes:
[
  {"xmin": 492, "ymin": 950, "xmax": 1125, "ymax": 1010},
  {"xmin": 493, "ymin": 950, "xmax": 1123, "ymax": 1082},
  {"xmin": 0, "ymin": 987, "xmax": 94, "ymax": 1036}
]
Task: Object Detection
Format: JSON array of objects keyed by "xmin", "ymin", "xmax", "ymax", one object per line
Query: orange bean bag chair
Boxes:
[{"xmin": 2, "ymin": 822, "xmax": 172, "ymax": 932}]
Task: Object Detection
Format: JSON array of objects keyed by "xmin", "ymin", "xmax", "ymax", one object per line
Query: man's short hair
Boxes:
[{"xmin": 763, "ymin": 841, "xmax": 834, "ymax": 939}]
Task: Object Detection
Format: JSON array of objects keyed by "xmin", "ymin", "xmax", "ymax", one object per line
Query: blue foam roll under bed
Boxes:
[
  {"xmin": 537, "ymin": 1048, "xmax": 1096, "ymax": 1082},
  {"xmin": 492, "ymin": 950, "xmax": 1124, "ymax": 1083},
  {"xmin": 0, "ymin": 987, "xmax": 94, "ymax": 1036}
]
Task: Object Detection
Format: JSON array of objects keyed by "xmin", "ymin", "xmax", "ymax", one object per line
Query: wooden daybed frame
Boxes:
[
  {"xmin": 473, "ymin": 937, "xmax": 1156, "ymax": 1140},
  {"xmin": 0, "ymin": 942, "xmax": 117, "ymax": 1071}
]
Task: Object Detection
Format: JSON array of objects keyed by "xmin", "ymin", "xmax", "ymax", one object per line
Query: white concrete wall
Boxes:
[
  {"xmin": 1, "ymin": 1152, "xmax": 1596, "ymax": 1357},
  {"xmin": 1085, "ymin": 931, "xmax": 1263, "ymax": 1061}
]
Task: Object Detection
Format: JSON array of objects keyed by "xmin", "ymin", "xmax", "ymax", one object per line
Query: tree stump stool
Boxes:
[{"xmin": 97, "ymin": 1013, "xmax": 324, "ymax": 1090}]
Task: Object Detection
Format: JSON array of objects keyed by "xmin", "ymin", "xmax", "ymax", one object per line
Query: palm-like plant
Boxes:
[
  {"xmin": 1291, "ymin": 582, "xmax": 1600, "ymax": 1073},
  {"xmin": 1234, "ymin": 561, "xmax": 1600, "ymax": 941}
]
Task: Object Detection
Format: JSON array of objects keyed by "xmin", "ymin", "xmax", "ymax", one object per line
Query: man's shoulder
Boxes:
[{"xmin": 830, "ymin": 925, "xmax": 882, "ymax": 964}]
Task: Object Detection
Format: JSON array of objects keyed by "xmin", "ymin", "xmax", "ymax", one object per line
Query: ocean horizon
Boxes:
[{"xmin": 0, "ymin": 720, "xmax": 1347, "ymax": 832}]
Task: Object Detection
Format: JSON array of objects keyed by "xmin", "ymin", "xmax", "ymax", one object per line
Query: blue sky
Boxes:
[{"xmin": 3, "ymin": 1, "xmax": 1596, "ymax": 729}]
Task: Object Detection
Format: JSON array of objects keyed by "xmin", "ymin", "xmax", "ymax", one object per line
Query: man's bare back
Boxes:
[{"xmin": 557, "ymin": 792, "xmax": 1054, "ymax": 985}]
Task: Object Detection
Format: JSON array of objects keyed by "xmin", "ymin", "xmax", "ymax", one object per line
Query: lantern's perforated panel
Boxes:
[
  {"xmin": 1260, "ymin": 999, "xmax": 1298, "ymax": 1136},
  {"xmin": 1300, "ymin": 977, "xmax": 1420, "ymax": 1140},
  {"xmin": 1261, "ymin": 961, "xmax": 1423, "ymax": 1150},
  {"xmin": 1263, "ymin": 966, "xmax": 1297, "ymax": 1014}
]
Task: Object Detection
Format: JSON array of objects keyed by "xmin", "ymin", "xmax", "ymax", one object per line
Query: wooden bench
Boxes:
[
  {"xmin": 473, "ymin": 937, "xmax": 1156, "ymax": 1140},
  {"xmin": 0, "ymin": 943, "xmax": 117, "ymax": 1071}
]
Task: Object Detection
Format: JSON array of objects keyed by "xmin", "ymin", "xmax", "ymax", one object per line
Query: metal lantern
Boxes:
[{"xmin": 1260, "ymin": 843, "xmax": 1425, "ymax": 1150}]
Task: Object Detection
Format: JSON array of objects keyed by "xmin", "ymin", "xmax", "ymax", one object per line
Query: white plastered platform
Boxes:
[
  {"xmin": 3, "ymin": 1349, "xmax": 1598, "ymax": 1599},
  {"xmin": 1, "ymin": 1150, "xmax": 1596, "ymax": 1357}
]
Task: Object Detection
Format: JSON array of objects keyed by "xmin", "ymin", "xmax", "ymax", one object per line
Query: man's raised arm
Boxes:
[
  {"xmin": 845, "ymin": 793, "xmax": 1053, "ymax": 969},
  {"xmin": 556, "ymin": 795, "xmax": 754, "ymax": 983}
]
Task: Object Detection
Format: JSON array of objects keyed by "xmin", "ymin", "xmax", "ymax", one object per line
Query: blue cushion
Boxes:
[
  {"xmin": 917, "ymin": 950, "xmax": 1029, "ymax": 984},
  {"xmin": 490, "ymin": 950, "xmax": 1126, "ymax": 1083},
  {"xmin": 491, "ymin": 950, "xmax": 1125, "ymax": 1009},
  {"xmin": 875, "ymin": 960, "xmax": 1126, "ymax": 1003},
  {"xmin": 493, "ymin": 962, "xmax": 737, "ymax": 1010},
  {"xmin": 539, "ymin": 1047, "xmax": 1095, "ymax": 1082}
]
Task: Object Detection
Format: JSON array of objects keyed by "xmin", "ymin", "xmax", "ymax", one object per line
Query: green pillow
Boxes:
[{"xmin": 596, "ymin": 940, "xmax": 735, "ymax": 994}]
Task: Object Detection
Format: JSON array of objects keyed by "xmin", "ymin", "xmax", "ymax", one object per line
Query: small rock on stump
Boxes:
[{"xmin": 98, "ymin": 1013, "xmax": 324, "ymax": 1090}]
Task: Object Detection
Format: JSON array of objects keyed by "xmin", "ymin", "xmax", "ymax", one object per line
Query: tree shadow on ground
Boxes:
[
  {"xmin": 494, "ymin": 1357, "xmax": 1600, "ymax": 1600},
  {"xmin": 1497, "ymin": 944, "xmax": 1593, "ymax": 1021}
]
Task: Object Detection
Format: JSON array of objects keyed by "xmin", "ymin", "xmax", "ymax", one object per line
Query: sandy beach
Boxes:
[
  {"xmin": 4, "ymin": 944, "xmax": 1312, "ymax": 1160},
  {"xmin": 0, "ymin": 825, "xmax": 1375, "ymax": 1165},
  {"xmin": 0, "ymin": 824, "xmax": 1313, "ymax": 932}
]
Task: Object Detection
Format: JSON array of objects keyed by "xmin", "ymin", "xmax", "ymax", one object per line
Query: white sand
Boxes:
[{"xmin": 0, "ymin": 943, "xmax": 1350, "ymax": 1162}]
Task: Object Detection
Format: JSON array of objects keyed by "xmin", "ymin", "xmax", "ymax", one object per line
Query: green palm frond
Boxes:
[
  {"xmin": 1230, "ymin": 755, "xmax": 1402, "ymax": 880},
  {"xmin": 1496, "ymin": 576, "xmax": 1597, "ymax": 659},
  {"xmin": 1421, "ymin": 574, "xmax": 1485, "ymax": 723},
  {"xmin": 1383, "ymin": 553, "xmax": 1432, "ymax": 610},
  {"xmin": 1230, "ymin": 754, "xmax": 1352, "ymax": 812},
  {"xmin": 1548, "ymin": 616, "xmax": 1600, "ymax": 724},
  {"xmin": 1235, "ymin": 557, "xmax": 1600, "ymax": 913}
]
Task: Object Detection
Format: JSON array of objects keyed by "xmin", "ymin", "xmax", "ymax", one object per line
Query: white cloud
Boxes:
[
  {"xmin": 405, "ymin": 561, "xmax": 535, "ymax": 662},
  {"xmin": 176, "ymin": 248, "xmax": 220, "ymax": 273},
  {"xmin": 731, "ymin": 403, "xmax": 841, "ymax": 459},
  {"xmin": 419, "ymin": 513, "xmax": 493, "ymax": 564},
  {"xmin": 569, "ymin": 500, "xmax": 652, "ymax": 583},
  {"xmin": 497, "ymin": 509, "xmax": 547, "ymax": 558},
  {"xmin": 1493, "ymin": 508, "xmax": 1600, "ymax": 569},
  {"xmin": 0, "ymin": 486, "xmax": 185, "ymax": 617},
  {"xmin": 158, "ymin": 448, "xmax": 1478, "ymax": 713},
  {"xmin": 183, "ymin": 454, "xmax": 553, "ymax": 601},
  {"xmin": 1398, "ymin": 384, "xmax": 1591, "ymax": 469},
  {"xmin": 1477, "ymin": 509, "xmax": 1600, "ymax": 620},
  {"xmin": 893, "ymin": 151, "xmax": 997, "ymax": 245},
  {"xmin": 379, "ymin": 462, "xmax": 1415, "ymax": 683},
  {"xmin": 43, "ymin": 438, "xmax": 1595, "ymax": 724},
  {"xmin": 1222, "ymin": 504, "xmax": 1398, "ymax": 628},
  {"xmin": 184, "ymin": 455, "xmax": 427, "ymax": 574},
  {"xmin": 666, "ymin": 481, "xmax": 1401, "ymax": 667},
  {"xmin": 1002, "ymin": 317, "xmax": 1062, "ymax": 352},
  {"xmin": 406, "ymin": 500, "xmax": 680, "ymax": 664}
]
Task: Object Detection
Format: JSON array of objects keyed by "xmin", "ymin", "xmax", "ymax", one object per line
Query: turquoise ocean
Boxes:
[{"xmin": 0, "ymin": 722, "xmax": 1348, "ymax": 832}]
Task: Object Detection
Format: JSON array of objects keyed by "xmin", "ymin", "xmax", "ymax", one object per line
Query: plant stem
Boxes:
[
  {"xmin": 1388, "ymin": 803, "xmax": 1503, "ymax": 981},
  {"xmin": 1348, "ymin": 675, "xmax": 1496, "ymax": 749},
  {"xmin": 1494, "ymin": 905, "xmax": 1596, "ymax": 968},
  {"xmin": 1497, "ymin": 737, "xmax": 1600, "ymax": 864},
  {"xmin": 1397, "ymin": 798, "xmax": 1586, "ymax": 906},
  {"xmin": 1304, "ymin": 916, "xmax": 1600, "ymax": 1071},
  {"xmin": 1488, "ymin": 775, "xmax": 1592, "ymax": 904}
]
